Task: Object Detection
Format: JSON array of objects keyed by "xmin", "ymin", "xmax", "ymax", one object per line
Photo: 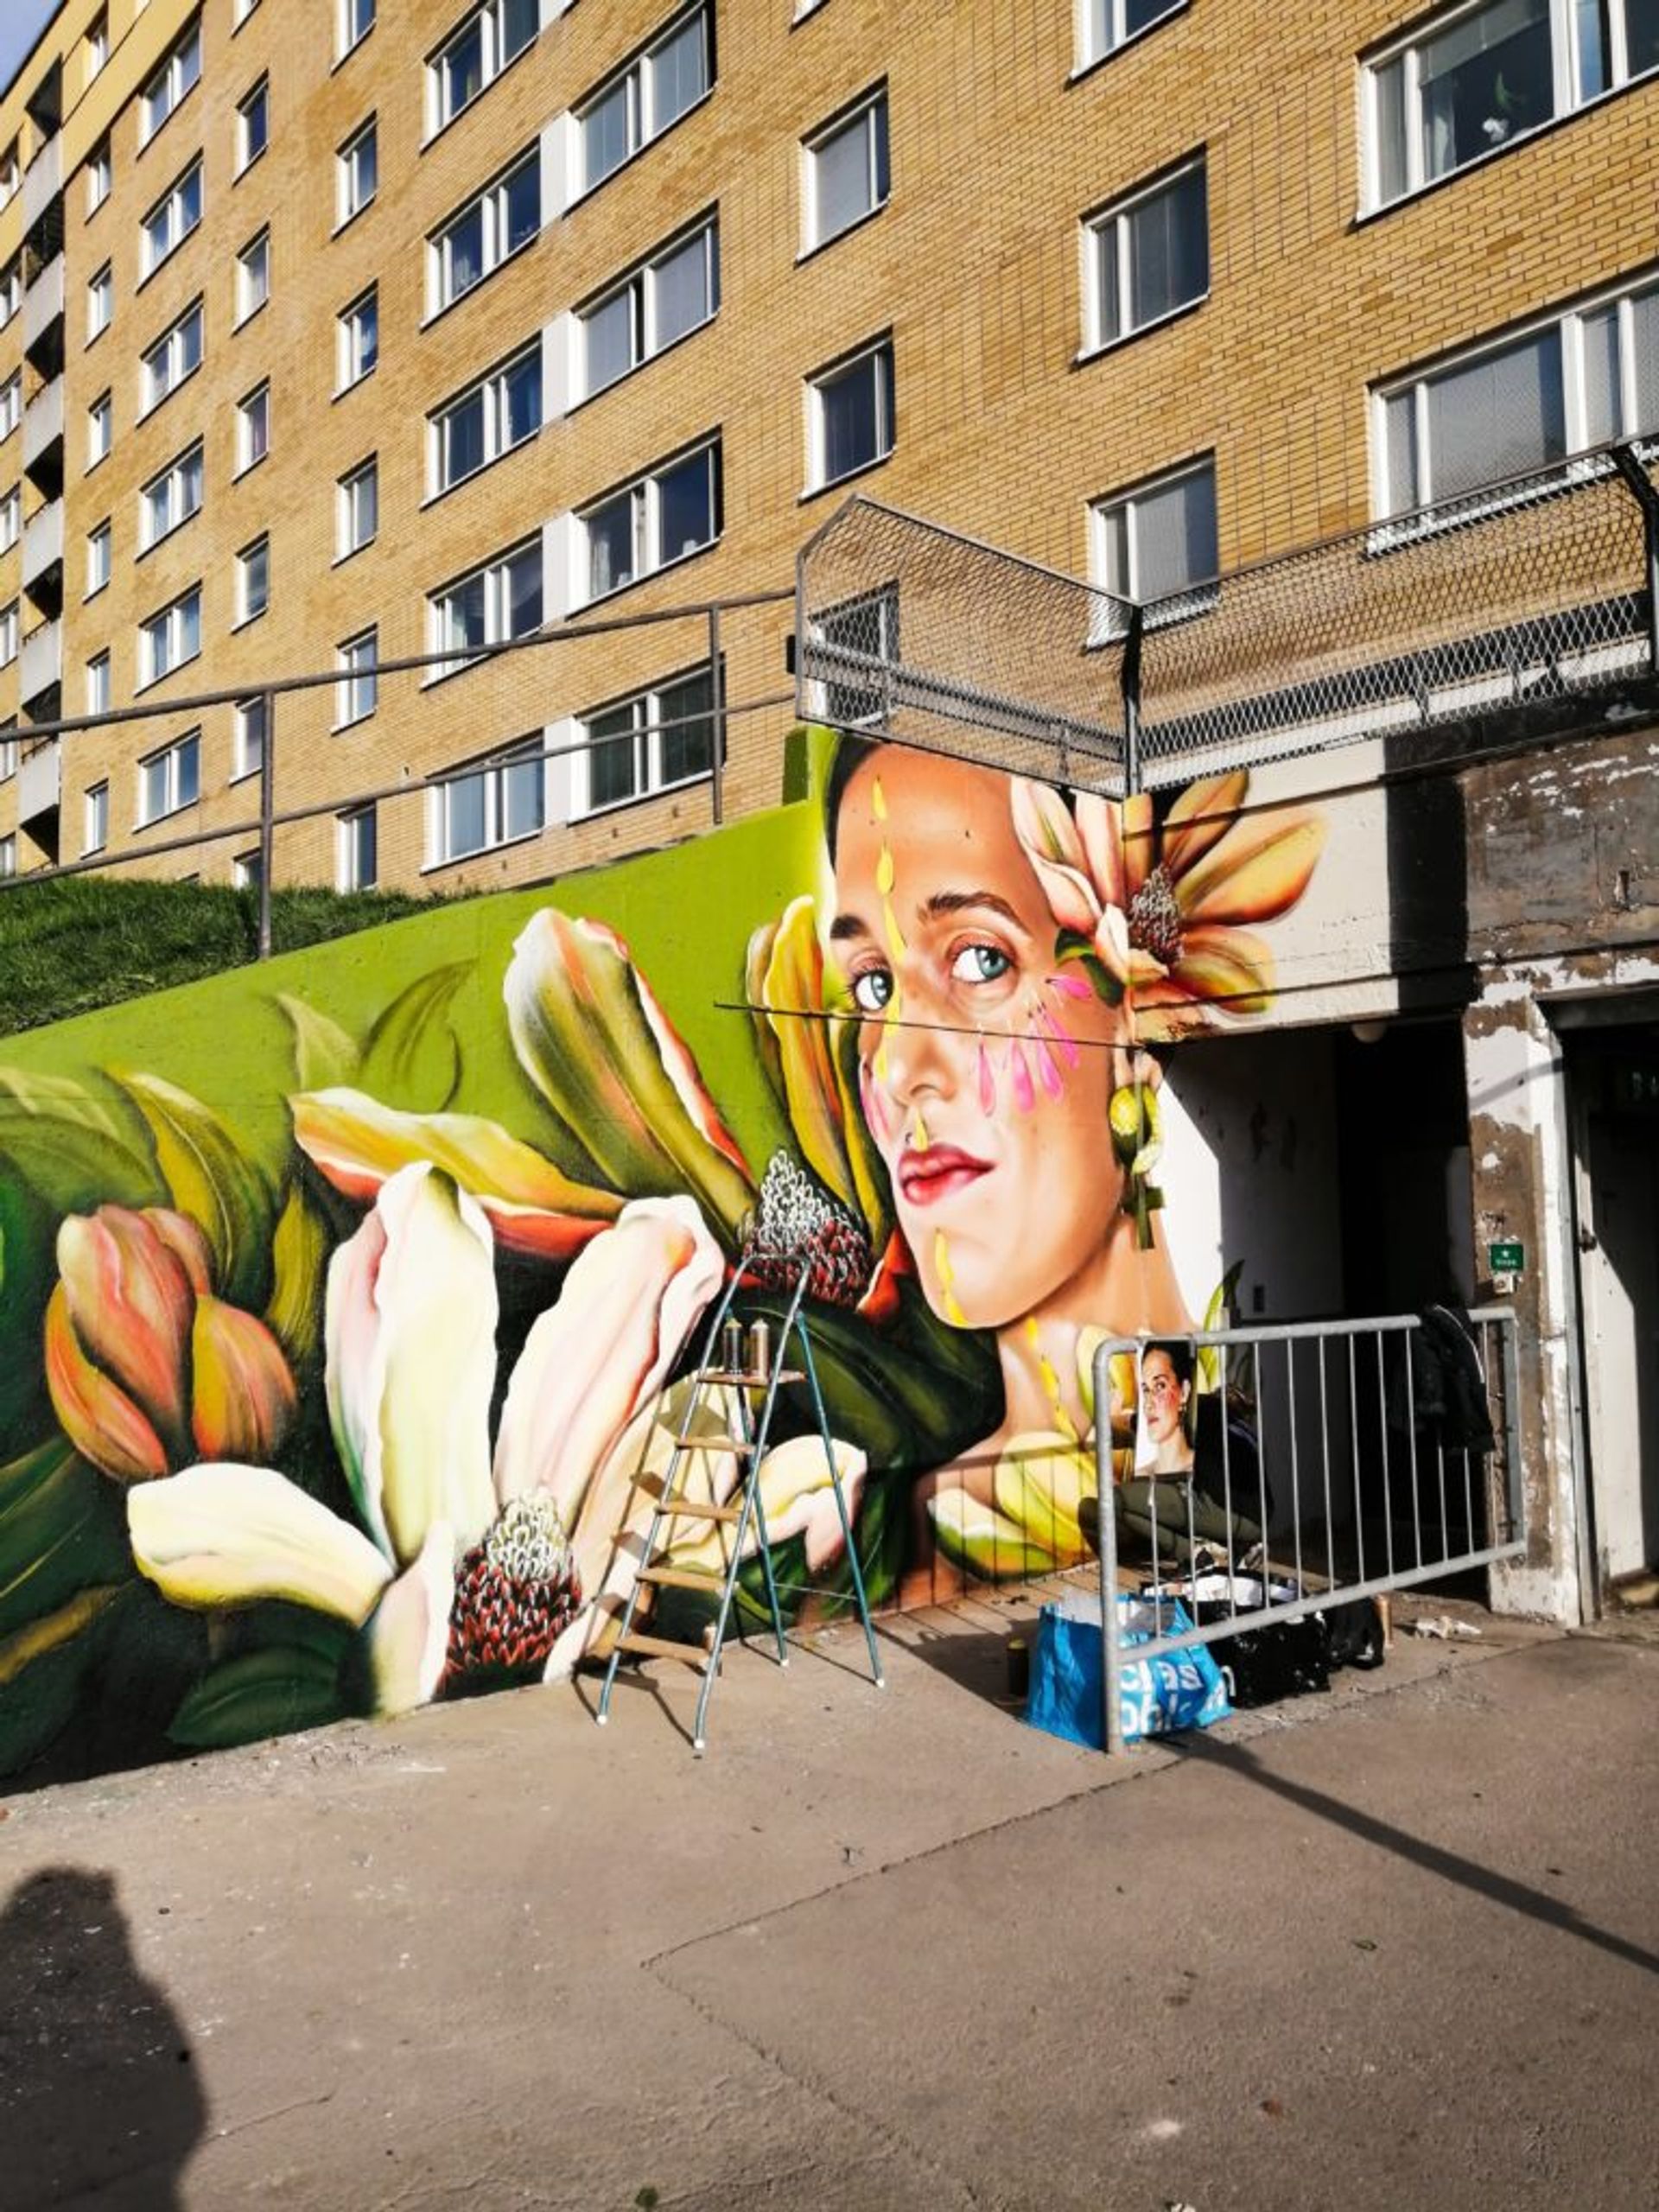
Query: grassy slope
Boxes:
[{"xmin": 0, "ymin": 877, "xmax": 447, "ymax": 1039}]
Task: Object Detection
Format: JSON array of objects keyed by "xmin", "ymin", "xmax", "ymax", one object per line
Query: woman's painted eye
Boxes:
[
  {"xmin": 851, "ymin": 968, "xmax": 894, "ymax": 1014},
  {"xmin": 950, "ymin": 943, "xmax": 1014, "ymax": 985}
]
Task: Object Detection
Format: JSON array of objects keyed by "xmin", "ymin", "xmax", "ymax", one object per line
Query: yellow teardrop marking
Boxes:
[
  {"xmin": 933, "ymin": 1230, "xmax": 969, "ymax": 1327},
  {"xmin": 1025, "ymin": 1317, "xmax": 1081, "ymax": 1445}
]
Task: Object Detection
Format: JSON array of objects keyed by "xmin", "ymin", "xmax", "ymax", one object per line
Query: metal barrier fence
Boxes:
[
  {"xmin": 795, "ymin": 442, "xmax": 1659, "ymax": 796},
  {"xmin": 1088, "ymin": 1310, "xmax": 1524, "ymax": 1756}
]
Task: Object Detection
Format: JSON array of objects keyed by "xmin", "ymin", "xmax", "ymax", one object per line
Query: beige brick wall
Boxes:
[{"xmin": 0, "ymin": 0, "xmax": 1653, "ymax": 890}]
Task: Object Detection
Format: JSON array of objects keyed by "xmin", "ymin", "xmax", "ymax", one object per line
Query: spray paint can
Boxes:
[
  {"xmin": 746, "ymin": 1319, "xmax": 771, "ymax": 1379},
  {"xmin": 721, "ymin": 1319, "xmax": 743, "ymax": 1376}
]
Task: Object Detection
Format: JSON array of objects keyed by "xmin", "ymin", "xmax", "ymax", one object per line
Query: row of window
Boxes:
[{"xmin": 69, "ymin": 655, "xmax": 717, "ymax": 883}]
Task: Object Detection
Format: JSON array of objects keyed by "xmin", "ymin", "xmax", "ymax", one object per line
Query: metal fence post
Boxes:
[
  {"xmin": 1093, "ymin": 1337, "xmax": 1126, "ymax": 1756},
  {"xmin": 708, "ymin": 604, "xmax": 725, "ymax": 825},
  {"xmin": 1607, "ymin": 442, "xmax": 1659, "ymax": 677},
  {"xmin": 257, "ymin": 690, "xmax": 275, "ymax": 961},
  {"xmin": 1120, "ymin": 603, "xmax": 1145, "ymax": 798}
]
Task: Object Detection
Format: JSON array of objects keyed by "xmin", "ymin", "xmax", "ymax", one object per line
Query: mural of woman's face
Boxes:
[{"xmin": 831, "ymin": 748, "xmax": 1132, "ymax": 1332}]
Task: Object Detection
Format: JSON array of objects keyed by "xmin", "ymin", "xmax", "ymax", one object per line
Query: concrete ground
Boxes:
[{"xmin": 1, "ymin": 1593, "xmax": 1655, "ymax": 2212}]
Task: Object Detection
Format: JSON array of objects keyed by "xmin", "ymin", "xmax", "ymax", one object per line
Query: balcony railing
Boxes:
[
  {"xmin": 20, "ymin": 135, "xmax": 60, "ymax": 236},
  {"xmin": 21, "ymin": 498, "xmax": 61, "ymax": 596},
  {"xmin": 21, "ymin": 377, "xmax": 63, "ymax": 478},
  {"xmin": 795, "ymin": 443, "xmax": 1659, "ymax": 795},
  {"xmin": 18, "ymin": 617, "xmax": 61, "ymax": 709},
  {"xmin": 16, "ymin": 734, "xmax": 60, "ymax": 826},
  {"xmin": 21, "ymin": 256, "xmax": 63, "ymax": 360}
]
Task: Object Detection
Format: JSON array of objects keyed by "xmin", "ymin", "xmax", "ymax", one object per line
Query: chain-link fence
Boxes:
[{"xmin": 797, "ymin": 444, "xmax": 1659, "ymax": 794}]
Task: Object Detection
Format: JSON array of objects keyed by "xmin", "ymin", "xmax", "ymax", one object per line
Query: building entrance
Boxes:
[{"xmin": 1567, "ymin": 1025, "xmax": 1659, "ymax": 1591}]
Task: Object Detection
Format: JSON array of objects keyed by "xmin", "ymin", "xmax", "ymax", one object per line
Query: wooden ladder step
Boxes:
[
  {"xmin": 638, "ymin": 1563, "xmax": 725, "ymax": 1591},
  {"xmin": 656, "ymin": 1498, "xmax": 745, "ymax": 1522},
  {"xmin": 703, "ymin": 1368, "xmax": 805, "ymax": 1387},
  {"xmin": 617, "ymin": 1631, "xmax": 709, "ymax": 1668},
  {"xmin": 675, "ymin": 1434, "xmax": 753, "ymax": 1453}
]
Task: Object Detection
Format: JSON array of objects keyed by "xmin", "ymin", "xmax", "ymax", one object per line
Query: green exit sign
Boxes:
[{"xmin": 1488, "ymin": 1241, "xmax": 1525, "ymax": 1275}]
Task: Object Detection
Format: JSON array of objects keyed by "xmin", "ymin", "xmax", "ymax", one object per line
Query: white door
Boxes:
[{"xmin": 1576, "ymin": 1105, "xmax": 1659, "ymax": 1583}]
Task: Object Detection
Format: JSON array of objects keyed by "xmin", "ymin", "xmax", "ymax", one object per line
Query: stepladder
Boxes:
[{"xmin": 595, "ymin": 1254, "xmax": 884, "ymax": 1753}]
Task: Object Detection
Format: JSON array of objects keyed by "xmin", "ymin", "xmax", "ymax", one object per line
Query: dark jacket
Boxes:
[{"xmin": 1390, "ymin": 1304, "xmax": 1496, "ymax": 1452}]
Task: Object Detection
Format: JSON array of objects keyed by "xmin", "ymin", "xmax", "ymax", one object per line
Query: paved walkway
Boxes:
[{"xmin": 2, "ymin": 1599, "xmax": 1654, "ymax": 2211}]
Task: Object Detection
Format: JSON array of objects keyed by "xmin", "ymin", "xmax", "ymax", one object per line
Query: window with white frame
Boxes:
[
  {"xmin": 86, "ymin": 518, "xmax": 111, "ymax": 594},
  {"xmin": 337, "ymin": 457, "xmax": 378, "ymax": 557},
  {"xmin": 86, "ymin": 10, "xmax": 109, "ymax": 82},
  {"xmin": 140, "ymin": 300, "xmax": 203, "ymax": 413},
  {"xmin": 430, "ymin": 341, "xmax": 541, "ymax": 494},
  {"xmin": 429, "ymin": 0, "xmax": 538, "ymax": 133},
  {"xmin": 237, "ymin": 535, "xmax": 270, "ymax": 624},
  {"xmin": 236, "ymin": 381, "xmax": 270, "ymax": 473},
  {"xmin": 140, "ymin": 442, "xmax": 201, "ymax": 550},
  {"xmin": 86, "ymin": 263, "xmax": 112, "ymax": 341},
  {"xmin": 86, "ymin": 138, "xmax": 111, "ymax": 214},
  {"xmin": 338, "ymin": 804, "xmax": 378, "ymax": 889},
  {"xmin": 337, "ymin": 287, "xmax": 378, "ymax": 389},
  {"xmin": 233, "ymin": 850, "xmax": 264, "ymax": 892},
  {"xmin": 0, "ymin": 258, "xmax": 20, "ymax": 325},
  {"xmin": 85, "ymin": 779, "xmax": 109, "ymax": 854},
  {"xmin": 337, "ymin": 118, "xmax": 377, "ymax": 226},
  {"xmin": 1084, "ymin": 156, "xmax": 1207, "ymax": 353},
  {"xmin": 86, "ymin": 652, "xmax": 111, "ymax": 715},
  {"xmin": 428, "ymin": 738, "xmax": 544, "ymax": 863},
  {"xmin": 578, "ymin": 437, "xmax": 720, "ymax": 602},
  {"xmin": 0, "ymin": 372, "xmax": 22, "ymax": 438},
  {"xmin": 137, "ymin": 729, "xmax": 201, "ymax": 823},
  {"xmin": 233, "ymin": 695, "xmax": 266, "ymax": 779},
  {"xmin": 1077, "ymin": 0, "xmax": 1186, "ymax": 71},
  {"xmin": 0, "ymin": 143, "xmax": 16, "ymax": 208},
  {"xmin": 140, "ymin": 158, "xmax": 201, "ymax": 277},
  {"xmin": 429, "ymin": 541, "xmax": 542, "ymax": 677},
  {"xmin": 137, "ymin": 586, "xmax": 202, "ymax": 689},
  {"xmin": 1090, "ymin": 456, "xmax": 1218, "ymax": 625},
  {"xmin": 810, "ymin": 586, "xmax": 899, "ymax": 724},
  {"xmin": 1365, "ymin": 0, "xmax": 1659, "ymax": 212},
  {"xmin": 235, "ymin": 230, "xmax": 269, "ymax": 323},
  {"xmin": 339, "ymin": 0, "xmax": 376, "ymax": 60},
  {"xmin": 579, "ymin": 214, "xmax": 718, "ymax": 399},
  {"xmin": 429, "ymin": 146, "xmax": 540, "ymax": 314},
  {"xmin": 0, "ymin": 601, "xmax": 17, "ymax": 664},
  {"xmin": 236, "ymin": 79, "xmax": 270, "ymax": 175},
  {"xmin": 579, "ymin": 665, "xmax": 715, "ymax": 813},
  {"xmin": 1374, "ymin": 272, "xmax": 1659, "ymax": 522},
  {"xmin": 140, "ymin": 18, "xmax": 200, "ymax": 147},
  {"xmin": 336, "ymin": 628, "xmax": 378, "ymax": 725},
  {"xmin": 806, "ymin": 338, "xmax": 894, "ymax": 491},
  {"xmin": 0, "ymin": 486, "xmax": 17, "ymax": 550},
  {"xmin": 0, "ymin": 834, "xmax": 15, "ymax": 880},
  {"xmin": 576, "ymin": 3, "xmax": 712, "ymax": 196},
  {"xmin": 0, "ymin": 728, "xmax": 15, "ymax": 779},
  {"xmin": 86, "ymin": 390, "xmax": 111, "ymax": 465},
  {"xmin": 234, "ymin": 0, "xmax": 263, "ymax": 23},
  {"xmin": 803, "ymin": 87, "xmax": 889, "ymax": 251}
]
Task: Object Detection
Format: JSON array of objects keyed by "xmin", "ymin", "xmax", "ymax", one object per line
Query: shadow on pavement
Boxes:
[
  {"xmin": 0, "ymin": 1865, "xmax": 207, "ymax": 2209},
  {"xmin": 1171, "ymin": 1732, "xmax": 1659, "ymax": 1977}
]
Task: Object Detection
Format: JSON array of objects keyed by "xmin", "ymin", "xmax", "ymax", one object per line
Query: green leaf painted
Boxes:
[
  {"xmin": 0, "ymin": 1440, "xmax": 131, "ymax": 1644},
  {"xmin": 113, "ymin": 1071, "xmax": 276, "ymax": 1311},
  {"xmin": 167, "ymin": 1643, "xmax": 347, "ymax": 1750},
  {"xmin": 357, "ymin": 963, "xmax": 471, "ymax": 1115},
  {"xmin": 0, "ymin": 1070, "xmax": 156, "ymax": 1215},
  {"xmin": 276, "ymin": 994, "xmax": 359, "ymax": 1094},
  {"xmin": 264, "ymin": 1181, "xmax": 332, "ymax": 1370},
  {"xmin": 0, "ymin": 1613, "xmax": 115, "ymax": 1778}
]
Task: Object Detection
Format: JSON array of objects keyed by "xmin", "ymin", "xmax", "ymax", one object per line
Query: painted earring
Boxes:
[{"xmin": 1108, "ymin": 1080, "xmax": 1165, "ymax": 1251}]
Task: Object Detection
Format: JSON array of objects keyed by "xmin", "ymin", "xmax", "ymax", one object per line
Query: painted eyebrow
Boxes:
[
  {"xmin": 829, "ymin": 913, "xmax": 872, "ymax": 943},
  {"xmin": 921, "ymin": 890, "xmax": 1026, "ymax": 928}
]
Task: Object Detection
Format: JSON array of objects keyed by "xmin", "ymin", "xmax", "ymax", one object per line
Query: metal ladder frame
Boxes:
[{"xmin": 595, "ymin": 1252, "xmax": 884, "ymax": 1754}]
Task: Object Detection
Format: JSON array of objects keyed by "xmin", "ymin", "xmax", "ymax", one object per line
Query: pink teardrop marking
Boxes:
[
  {"xmin": 976, "ymin": 1041, "xmax": 995, "ymax": 1117},
  {"xmin": 1034, "ymin": 1038, "xmax": 1065, "ymax": 1100},
  {"xmin": 1009, "ymin": 1043, "xmax": 1035, "ymax": 1115},
  {"xmin": 1039, "ymin": 1006, "xmax": 1080, "ymax": 1071},
  {"xmin": 1046, "ymin": 969, "xmax": 1093, "ymax": 1001}
]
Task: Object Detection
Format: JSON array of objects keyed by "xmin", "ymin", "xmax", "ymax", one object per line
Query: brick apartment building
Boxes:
[{"xmin": 0, "ymin": 0, "xmax": 1650, "ymax": 897}]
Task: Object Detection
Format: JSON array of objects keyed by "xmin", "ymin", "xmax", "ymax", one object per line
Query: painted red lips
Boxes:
[{"xmin": 897, "ymin": 1145, "xmax": 994, "ymax": 1208}]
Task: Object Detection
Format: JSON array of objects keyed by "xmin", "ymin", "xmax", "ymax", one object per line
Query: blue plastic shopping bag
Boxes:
[{"xmin": 1025, "ymin": 1591, "xmax": 1231, "ymax": 1749}]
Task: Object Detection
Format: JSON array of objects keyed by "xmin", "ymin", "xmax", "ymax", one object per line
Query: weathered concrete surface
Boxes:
[{"xmin": 1, "ymin": 1600, "xmax": 1653, "ymax": 2212}]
